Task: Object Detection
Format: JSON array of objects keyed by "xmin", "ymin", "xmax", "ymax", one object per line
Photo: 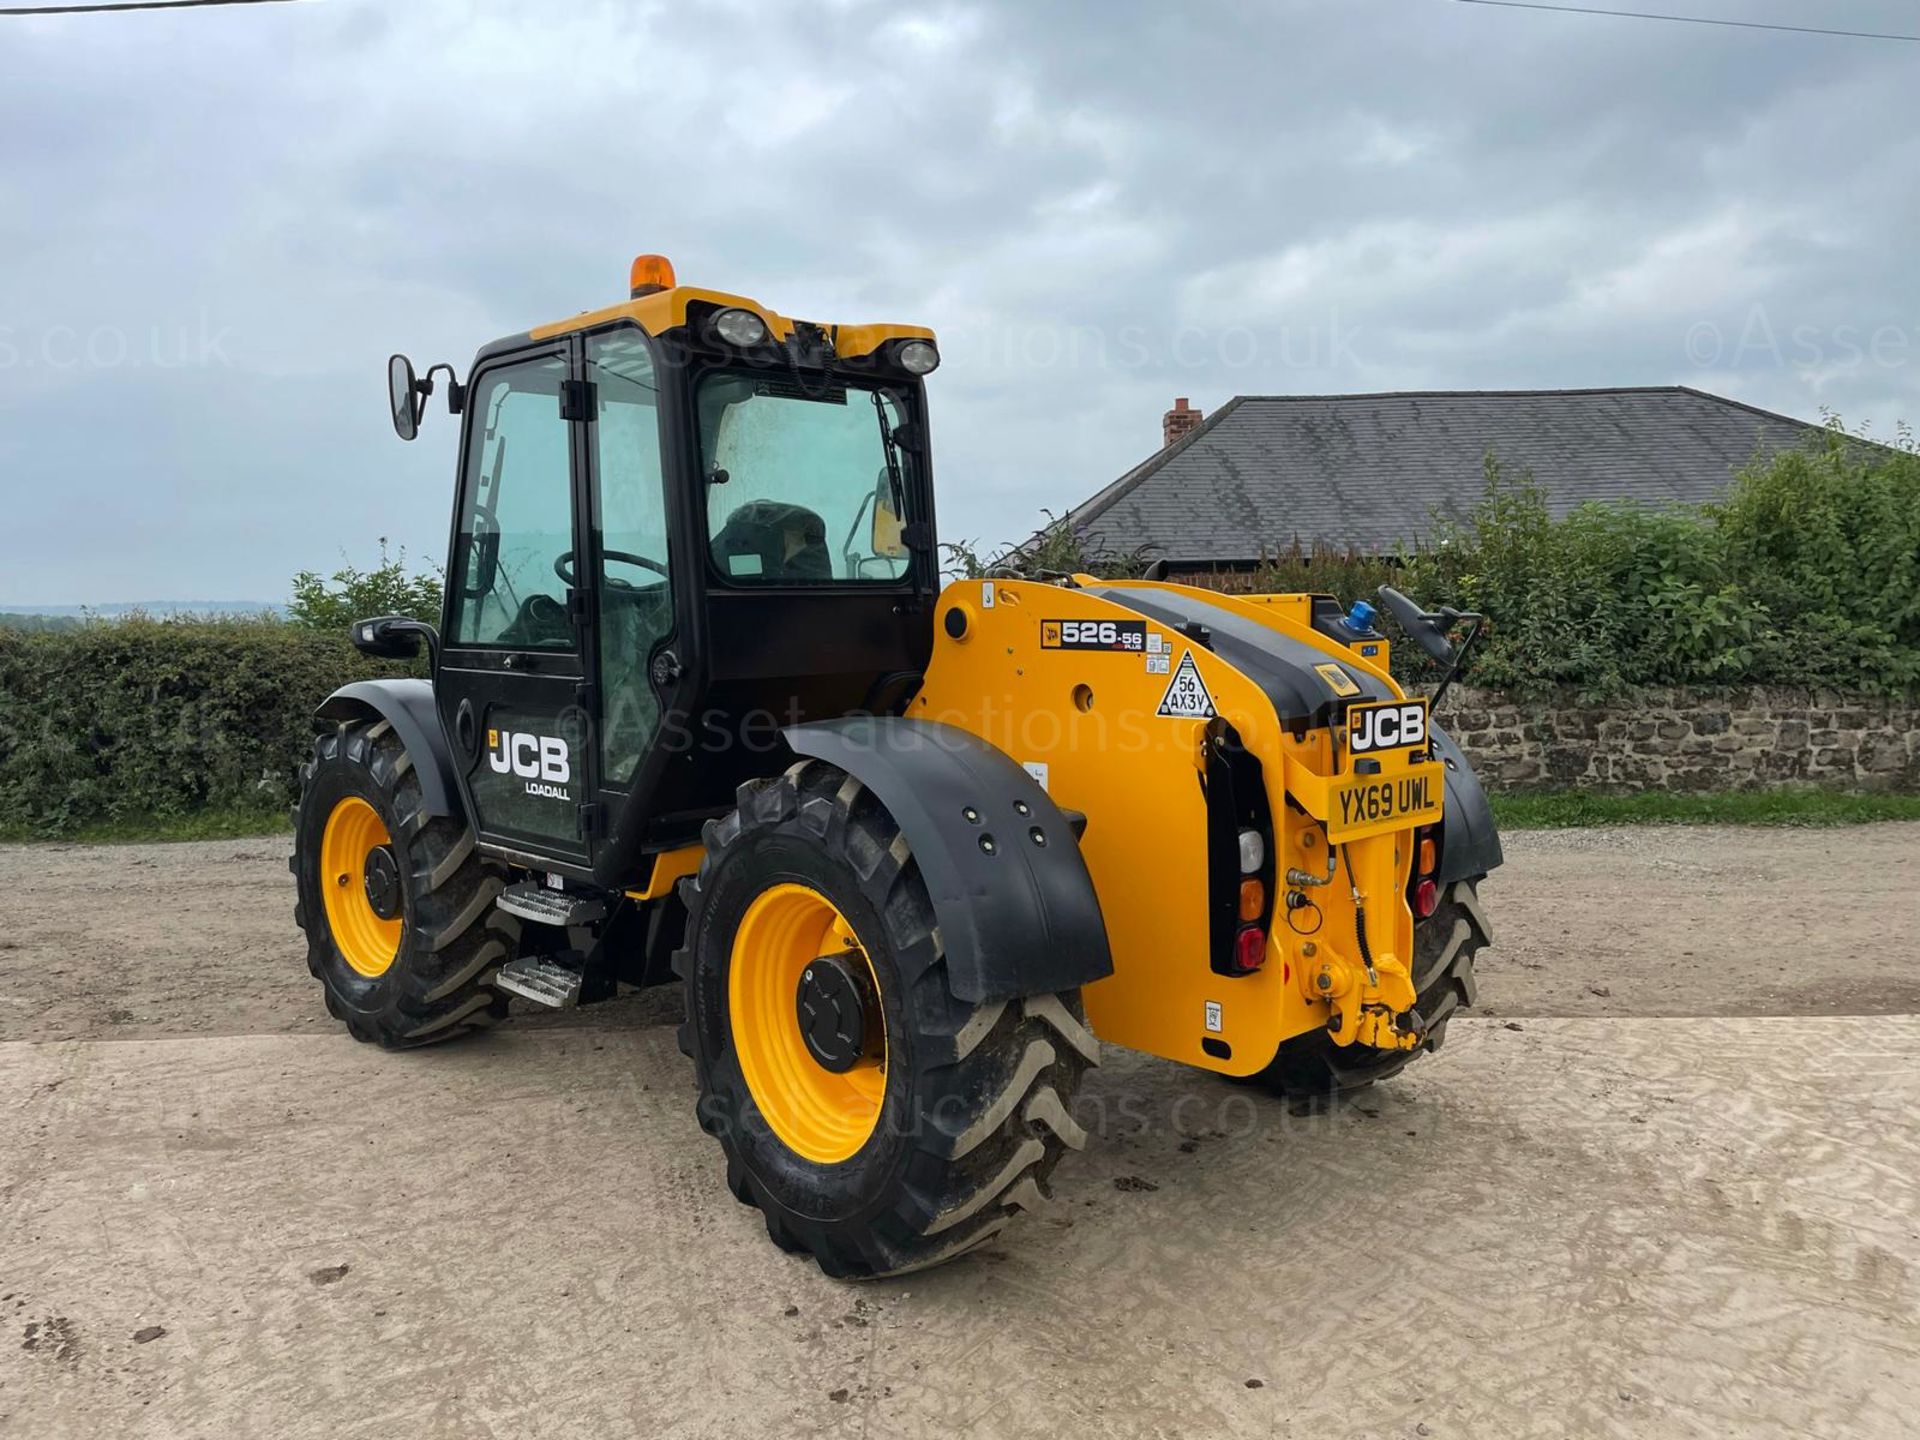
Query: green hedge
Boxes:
[
  {"xmin": 6, "ymin": 430, "xmax": 1915, "ymax": 839},
  {"xmin": 0, "ymin": 619, "xmax": 411, "ymax": 838},
  {"xmin": 1161, "ymin": 429, "xmax": 1920, "ymax": 698}
]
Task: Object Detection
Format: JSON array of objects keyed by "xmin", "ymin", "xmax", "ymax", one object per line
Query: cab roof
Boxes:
[{"xmin": 520, "ymin": 282, "xmax": 935, "ymax": 360}]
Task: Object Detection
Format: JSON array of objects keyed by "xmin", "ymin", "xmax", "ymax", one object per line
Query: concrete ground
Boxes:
[{"xmin": 2, "ymin": 826, "xmax": 1918, "ymax": 1438}]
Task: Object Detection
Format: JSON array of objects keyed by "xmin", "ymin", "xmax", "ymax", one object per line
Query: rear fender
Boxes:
[
  {"xmin": 783, "ymin": 716, "xmax": 1114, "ymax": 1005},
  {"xmin": 315, "ymin": 678, "xmax": 462, "ymax": 820},
  {"xmin": 1431, "ymin": 723, "xmax": 1503, "ymax": 883}
]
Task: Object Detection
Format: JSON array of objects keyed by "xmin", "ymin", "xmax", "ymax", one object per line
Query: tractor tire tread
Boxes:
[
  {"xmin": 292, "ymin": 718, "xmax": 518, "ymax": 1050},
  {"xmin": 677, "ymin": 758, "xmax": 1093, "ymax": 1279}
]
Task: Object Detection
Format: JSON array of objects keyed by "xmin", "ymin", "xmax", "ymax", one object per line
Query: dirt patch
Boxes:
[
  {"xmin": 1479, "ymin": 822, "xmax": 1920, "ymax": 1017},
  {"xmin": 20, "ymin": 1316, "xmax": 80, "ymax": 1367},
  {"xmin": 0, "ymin": 823, "xmax": 1915, "ymax": 1044},
  {"xmin": 3, "ymin": 1019, "xmax": 1916, "ymax": 1438}
]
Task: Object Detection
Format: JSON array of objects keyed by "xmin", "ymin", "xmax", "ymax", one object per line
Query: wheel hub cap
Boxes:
[
  {"xmin": 363, "ymin": 845, "xmax": 403, "ymax": 921},
  {"xmin": 795, "ymin": 953, "xmax": 873, "ymax": 1073}
]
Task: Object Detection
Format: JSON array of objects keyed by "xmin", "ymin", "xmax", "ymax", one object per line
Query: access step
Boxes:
[
  {"xmin": 496, "ymin": 882, "xmax": 608, "ymax": 928},
  {"xmin": 493, "ymin": 955, "xmax": 584, "ymax": 1009}
]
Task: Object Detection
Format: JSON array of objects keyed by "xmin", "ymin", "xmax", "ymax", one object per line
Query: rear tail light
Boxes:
[
  {"xmin": 1237, "ymin": 828, "xmax": 1265, "ymax": 874},
  {"xmin": 1237, "ymin": 878, "xmax": 1265, "ymax": 923},
  {"xmin": 1413, "ymin": 877, "xmax": 1439, "ymax": 919},
  {"xmin": 1232, "ymin": 926, "xmax": 1267, "ymax": 974},
  {"xmin": 1416, "ymin": 830, "xmax": 1437, "ymax": 875}
]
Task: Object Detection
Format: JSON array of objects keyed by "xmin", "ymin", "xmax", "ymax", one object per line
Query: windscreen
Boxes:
[{"xmin": 696, "ymin": 374, "xmax": 913, "ymax": 585}]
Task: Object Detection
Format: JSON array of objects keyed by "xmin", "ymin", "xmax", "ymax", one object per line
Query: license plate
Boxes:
[{"xmin": 1328, "ymin": 768, "xmax": 1443, "ymax": 840}]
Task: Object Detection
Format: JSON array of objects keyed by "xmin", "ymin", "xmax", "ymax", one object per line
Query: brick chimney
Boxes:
[{"xmin": 1163, "ymin": 396, "xmax": 1202, "ymax": 448}]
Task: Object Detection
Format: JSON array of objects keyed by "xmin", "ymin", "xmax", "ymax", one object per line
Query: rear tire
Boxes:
[
  {"xmin": 1254, "ymin": 877, "xmax": 1491, "ymax": 1097},
  {"xmin": 676, "ymin": 759, "xmax": 1098, "ymax": 1278},
  {"xmin": 292, "ymin": 717, "xmax": 519, "ymax": 1048}
]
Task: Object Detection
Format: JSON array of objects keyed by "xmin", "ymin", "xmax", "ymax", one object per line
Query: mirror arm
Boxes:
[
  {"xmin": 423, "ymin": 362, "xmax": 466, "ymax": 416},
  {"xmin": 1427, "ymin": 613, "xmax": 1484, "ymax": 713}
]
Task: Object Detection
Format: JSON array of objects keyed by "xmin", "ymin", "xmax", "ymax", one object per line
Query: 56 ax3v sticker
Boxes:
[
  {"xmin": 1156, "ymin": 650, "xmax": 1216, "ymax": 718},
  {"xmin": 1042, "ymin": 618, "xmax": 1147, "ymax": 652}
]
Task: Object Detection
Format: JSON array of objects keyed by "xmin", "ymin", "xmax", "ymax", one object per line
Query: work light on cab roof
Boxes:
[{"xmin": 629, "ymin": 252, "xmax": 676, "ymax": 297}]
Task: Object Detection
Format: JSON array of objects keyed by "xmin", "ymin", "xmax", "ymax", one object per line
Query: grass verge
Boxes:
[
  {"xmin": 0, "ymin": 807, "xmax": 291, "ymax": 845},
  {"xmin": 4, "ymin": 790, "xmax": 1916, "ymax": 843},
  {"xmin": 1493, "ymin": 788, "xmax": 1920, "ymax": 830}
]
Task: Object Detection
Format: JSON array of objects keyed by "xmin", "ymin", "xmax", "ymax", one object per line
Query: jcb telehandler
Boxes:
[{"xmin": 294, "ymin": 254, "xmax": 1502, "ymax": 1278}]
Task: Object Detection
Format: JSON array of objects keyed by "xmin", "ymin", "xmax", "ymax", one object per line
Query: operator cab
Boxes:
[{"xmin": 381, "ymin": 255, "xmax": 943, "ymax": 888}]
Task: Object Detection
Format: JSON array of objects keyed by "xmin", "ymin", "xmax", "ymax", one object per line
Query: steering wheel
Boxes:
[{"xmin": 554, "ymin": 549, "xmax": 669, "ymax": 592}]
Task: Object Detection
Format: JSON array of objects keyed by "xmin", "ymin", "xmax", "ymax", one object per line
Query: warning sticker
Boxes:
[
  {"xmin": 1146, "ymin": 653, "xmax": 1171, "ymax": 675},
  {"xmin": 1156, "ymin": 650, "xmax": 1216, "ymax": 718},
  {"xmin": 1204, "ymin": 1000, "xmax": 1223, "ymax": 1033},
  {"xmin": 1146, "ymin": 632, "xmax": 1166, "ymax": 655}
]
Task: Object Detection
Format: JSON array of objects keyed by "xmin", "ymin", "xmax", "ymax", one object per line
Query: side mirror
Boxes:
[
  {"xmin": 1377, "ymin": 585, "xmax": 1458, "ymax": 665},
  {"xmin": 351, "ymin": 614, "xmax": 434, "ymax": 662},
  {"xmin": 388, "ymin": 354, "xmax": 422, "ymax": 441}
]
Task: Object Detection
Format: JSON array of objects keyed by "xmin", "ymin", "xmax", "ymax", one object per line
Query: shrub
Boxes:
[
  {"xmin": 1417, "ymin": 436, "xmax": 1920, "ymax": 696},
  {"xmin": 1031, "ymin": 429, "xmax": 1920, "ymax": 699},
  {"xmin": 0, "ymin": 617, "xmax": 411, "ymax": 837},
  {"xmin": 288, "ymin": 539, "xmax": 442, "ymax": 632}
]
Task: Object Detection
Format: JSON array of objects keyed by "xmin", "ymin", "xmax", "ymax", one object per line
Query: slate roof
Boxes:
[{"xmin": 1065, "ymin": 387, "xmax": 1825, "ymax": 563}]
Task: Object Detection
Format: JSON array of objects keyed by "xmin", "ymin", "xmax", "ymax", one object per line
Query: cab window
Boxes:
[
  {"xmin": 587, "ymin": 330, "xmax": 673, "ymax": 786},
  {"xmin": 697, "ymin": 374, "xmax": 913, "ymax": 585},
  {"xmin": 448, "ymin": 355, "xmax": 574, "ymax": 649}
]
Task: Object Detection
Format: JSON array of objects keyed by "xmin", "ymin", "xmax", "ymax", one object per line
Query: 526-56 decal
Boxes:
[{"xmin": 1041, "ymin": 619, "xmax": 1146, "ymax": 652}]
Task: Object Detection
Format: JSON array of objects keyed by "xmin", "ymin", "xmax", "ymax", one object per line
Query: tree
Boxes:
[{"xmin": 288, "ymin": 540, "xmax": 443, "ymax": 633}]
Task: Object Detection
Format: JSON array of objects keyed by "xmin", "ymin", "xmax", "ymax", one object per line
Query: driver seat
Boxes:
[{"xmin": 714, "ymin": 500, "xmax": 831, "ymax": 581}]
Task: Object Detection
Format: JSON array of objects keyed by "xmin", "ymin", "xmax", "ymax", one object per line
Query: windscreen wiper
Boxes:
[{"xmin": 871, "ymin": 390, "xmax": 908, "ymax": 520}]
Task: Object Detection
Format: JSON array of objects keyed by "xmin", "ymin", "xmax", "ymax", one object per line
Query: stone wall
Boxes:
[{"xmin": 1443, "ymin": 687, "xmax": 1920, "ymax": 793}]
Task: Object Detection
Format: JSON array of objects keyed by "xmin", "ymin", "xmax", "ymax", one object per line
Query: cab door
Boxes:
[
  {"xmin": 579, "ymin": 326, "xmax": 678, "ymax": 853},
  {"xmin": 436, "ymin": 343, "xmax": 596, "ymax": 870}
]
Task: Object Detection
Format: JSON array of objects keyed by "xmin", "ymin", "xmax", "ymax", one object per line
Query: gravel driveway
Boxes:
[{"xmin": 2, "ymin": 824, "xmax": 1916, "ymax": 1438}]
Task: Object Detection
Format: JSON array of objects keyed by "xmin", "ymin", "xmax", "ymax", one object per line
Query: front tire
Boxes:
[
  {"xmin": 292, "ymin": 717, "xmax": 518, "ymax": 1048},
  {"xmin": 677, "ymin": 759, "xmax": 1098, "ymax": 1278}
]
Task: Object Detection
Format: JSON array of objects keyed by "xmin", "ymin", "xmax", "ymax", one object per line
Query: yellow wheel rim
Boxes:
[
  {"xmin": 320, "ymin": 796, "xmax": 403, "ymax": 979},
  {"xmin": 729, "ymin": 883, "xmax": 887, "ymax": 1164}
]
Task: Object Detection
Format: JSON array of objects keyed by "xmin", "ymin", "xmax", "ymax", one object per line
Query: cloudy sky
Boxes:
[{"xmin": 2, "ymin": 0, "xmax": 1916, "ymax": 606}]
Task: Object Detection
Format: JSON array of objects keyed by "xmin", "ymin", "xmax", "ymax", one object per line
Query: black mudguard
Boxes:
[
  {"xmin": 783, "ymin": 716, "xmax": 1114, "ymax": 1005},
  {"xmin": 315, "ymin": 679, "xmax": 463, "ymax": 820},
  {"xmin": 1431, "ymin": 722, "xmax": 1503, "ymax": 883}
]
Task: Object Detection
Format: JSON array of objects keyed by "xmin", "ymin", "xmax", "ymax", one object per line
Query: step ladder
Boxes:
[
  {"xmin": 495, "ymin": 882, "xmax": 608, "ymax": 928},
  {"xmin": 494, "ymin": 954, "xmax": 586, "ymax": 1009}
]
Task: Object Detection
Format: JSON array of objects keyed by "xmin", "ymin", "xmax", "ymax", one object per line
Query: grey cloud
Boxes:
[{"xmin": 1, "ymin": 0, "xmax": 1915, "ymax": 603}]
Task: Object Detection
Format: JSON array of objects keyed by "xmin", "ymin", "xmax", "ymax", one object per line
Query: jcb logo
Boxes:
[
  {"xmin": 487, "ymin": 729, "xmax": 572, "ymax": 784},
  {"xmin": 1348, "ymin": 700, "xmax": 1428, "ymax": 755}
]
